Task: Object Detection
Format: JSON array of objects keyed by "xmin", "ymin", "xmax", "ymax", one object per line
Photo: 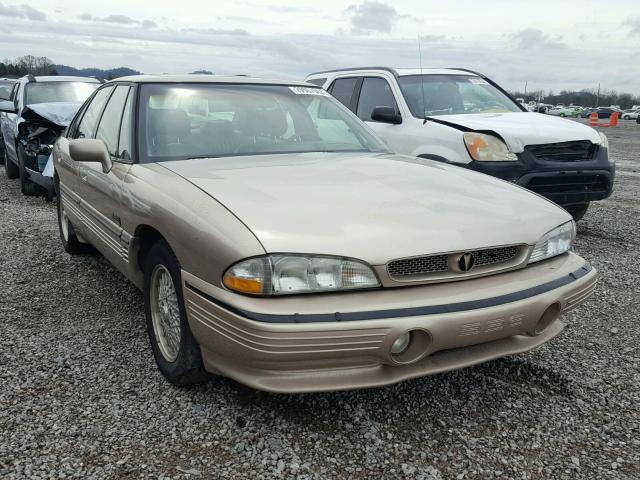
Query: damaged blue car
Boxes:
[{"xmin": 0, "ymin": 75, "xmax": 100, "ymax": 197}]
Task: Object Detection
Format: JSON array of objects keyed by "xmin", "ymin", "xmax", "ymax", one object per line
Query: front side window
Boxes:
[
  {"xmin": 75, "ymin": 86, "xmax": 114, "ymax": 139},
  {"xmin": 138, "ymin": 83, "xmax": 388, "ymax": 162},
  {"xmin": 356, "ymin": 77, "xmax": 398, "ymax": 121},
  {"xmin": 24, "ymin": 82, "xmax": 98, "ymax": 105},
  {"xmin": 0, "ymin": 82, "xmax": 14, "ymax": 101},
  {"xmin": 398, "ymin": 75, "xmax": 521, "ymax": 117},
  {"xmin": 96, "ymin": 86, "xmax": 130, "ymax": 157}
]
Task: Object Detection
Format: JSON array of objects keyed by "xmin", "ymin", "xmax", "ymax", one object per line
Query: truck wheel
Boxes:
[
  {"xmin": 144, "ymin": 240, "xmax": 208, "ymax": 386},
  {"xmin": 4, "ymin": 147, "xmax": 19, "ymax": 179},
  {"xmin": 566, "ymin": 203, "xmax": 589, "ymax": 221},
  {"xmin": 57, "ymin": 185, "xmax": 93, "ymax": 254},
  {"xmin": 17, "ymin": 145, "xmax": 42, "ymax": 196}
]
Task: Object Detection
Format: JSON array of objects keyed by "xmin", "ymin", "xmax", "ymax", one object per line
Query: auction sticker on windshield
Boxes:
[{"xmin": 289, "ymin": 86, "xmax": 331, "ymax": 96}]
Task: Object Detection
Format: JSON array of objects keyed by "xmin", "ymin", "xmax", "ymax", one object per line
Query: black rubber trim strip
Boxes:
[{"xmin": 185, "ymin": 263, "xmax": 592, "ymax": 324}]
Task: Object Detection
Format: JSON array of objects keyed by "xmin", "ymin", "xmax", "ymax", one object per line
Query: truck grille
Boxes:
[
  {"xmin": 387, "ymin": 245, "xmax": 523, "ymax": 281},
  {"xmin": 525, "ymin": 140, "xmax": 597, "ymax": 162},
  {"xmin": 526, "ymin": 174, "xmax": 609, "ymax": 195}
]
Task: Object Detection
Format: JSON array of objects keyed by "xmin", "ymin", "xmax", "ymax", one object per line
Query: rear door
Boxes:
[
  {"xmin": 1, "ymin": 81, "xmax": 22, "ymax": 163},
  {"xmin": 74, "ymin": 84, "xmax": 135, "ymax": 270}
]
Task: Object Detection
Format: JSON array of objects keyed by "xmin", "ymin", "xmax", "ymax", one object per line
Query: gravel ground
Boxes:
[{"xmin": 1, "ymin": 119, "xmax": 639, "ymax": 480}]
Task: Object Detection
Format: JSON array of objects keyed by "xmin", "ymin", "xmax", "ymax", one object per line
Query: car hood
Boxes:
[
  {"xmin": 20, "ymin": 102, "xmax": 83, "ymax": 128},
  {"xmin": 431, "ymin": 112, "xmax": 601, "ymax": 153},
  {"xmin": 162, "ymin": 153, "xmax": 570, "ymax": 265}
]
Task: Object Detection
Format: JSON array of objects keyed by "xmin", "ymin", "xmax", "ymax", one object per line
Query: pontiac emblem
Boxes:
[{"xmin": 457, "ymin": 252, "xmax": 475, "ymax": 272}]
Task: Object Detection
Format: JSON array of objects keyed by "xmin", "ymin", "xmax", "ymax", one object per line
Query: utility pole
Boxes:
[
  {"xmin": 596, "ymin": 83, "xmax": 600, "ymax": 107},
  {"xmin": 524, "ymin": 81, "xmax": 528, "ymax": 99}
]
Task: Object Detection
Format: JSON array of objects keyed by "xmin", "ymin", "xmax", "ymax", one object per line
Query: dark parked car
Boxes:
[
  {"xmin": 594, "ymin": 107, "xmax": 620, "ymax": 119},
  {"xmin": 0, "ymin": 75, "xmax": 100, "ymax": 196}
]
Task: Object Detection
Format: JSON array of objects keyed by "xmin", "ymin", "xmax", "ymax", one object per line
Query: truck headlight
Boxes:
[
  {"xmin": 463, "ymin": 132, "xmax": 517, "ymax": 161},
  {"xmin": 223, "ymin": 255, "xmax": 380, "ymax": 295},
  {"xmin": 528, "ymin": 221, "xmax": 576, "ymax": 264}
]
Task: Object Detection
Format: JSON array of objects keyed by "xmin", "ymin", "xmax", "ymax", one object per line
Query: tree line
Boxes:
[
  {"xmin": 0, "ymin": 55, "xmax": 57, "ymax": 77},
  {"xmin": 511, "ymin": 88, "xmax": 640, "ymax": 109}
]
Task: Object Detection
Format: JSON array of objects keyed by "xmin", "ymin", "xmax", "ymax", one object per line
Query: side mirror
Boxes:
[
  {"xmin": 371, "ymin": 106, "xmax": 402, "ymax": 125},
  {"xmin": 69, "ymin": 139, "xmax": 113, "ymax": 173},
  {"xmin": 0, "ymin": 100, "xmax": 17, "ymax": 114}
]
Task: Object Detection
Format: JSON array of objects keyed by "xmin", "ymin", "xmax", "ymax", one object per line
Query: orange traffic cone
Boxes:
[{"xmin": 589, "ymin": 111, "xmax": 599, "ymax": 126}]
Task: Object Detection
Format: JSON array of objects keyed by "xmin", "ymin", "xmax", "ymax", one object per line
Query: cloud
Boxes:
[
  {"xmin": 0, "ymin": 2, "xmax": 45, "ymax": 21},
  {"xmin": 182, "ymin": 27, "xmax": 249, "ymax": 36},
  {"xmin": 345, "ymin": 1, "xmax": 401, "ymax": 34},
  {"xmin": 622, "ymin": 17, "xmax": 640, "ymax": 35},
  {"xmin": 77, "ymin": 12, "xmax": 156, "ymax": 28},
  {"xmin": 509, "ymin": 28, "xmax": 567, "ymax": 49}
]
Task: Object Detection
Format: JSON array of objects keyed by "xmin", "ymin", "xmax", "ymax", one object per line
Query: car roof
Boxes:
[
  {"xmin": 20, "ymin": 75, "xmax": 101, "ymax": 83},
  {"xmin": 307, "ymin": 67, "xmax": 477, "ymax": 77},
  {"xmin": 112, "ymin": 74, "xmax": 314, "ymax": 87}
]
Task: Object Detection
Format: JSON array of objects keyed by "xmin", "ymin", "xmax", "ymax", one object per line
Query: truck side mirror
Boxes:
[
  {"xmin": 371, "ymin": 106, "xmax": 402, "ymax": 125},
  {"xmin": 69, "ymin": 139, "xmax": 113, "ymax": 173}
]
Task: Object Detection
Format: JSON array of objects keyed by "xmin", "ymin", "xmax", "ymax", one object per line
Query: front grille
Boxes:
[
  {"xmin": 387, "ymin": 254, "xmax": 448, "ymax": 277},
  {"xmin": 526, "ymin": 174, "xmax": 608, "ymax": 195},
  {"xmin": 525, "ymin": 141, "xmax": 597, "ymax": 162},
  {"xmin": 387, "ymin": 245, "xmax": 521, "ymax": 281},
  {"xmin": 473, "ymin": 245, "xmax": 519, "ymax": 267}
]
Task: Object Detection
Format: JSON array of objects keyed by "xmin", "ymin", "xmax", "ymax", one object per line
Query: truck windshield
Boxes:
[
  {"xmin": 25, "ymin": 82, "xmax": 98, "ymax": 105},
  {"xmin": 397, "ymin": 75, "xmax": 522, "ymax": 117},
  {"xmin": 138, "ymin": 83, "xmax": 389, "ymax": 162}
]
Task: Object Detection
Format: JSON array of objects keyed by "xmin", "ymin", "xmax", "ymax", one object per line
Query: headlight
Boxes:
[
  {"xmin": 528, "ymin": 221, "xmax": 575, "ymax": 264},
  {"xmin": 463, "ymin": 132, "xmax": 517, "ymax": 161},
  {"xmin": 223, "ymin": 255, "xmax": 380, "ymax": 295}
]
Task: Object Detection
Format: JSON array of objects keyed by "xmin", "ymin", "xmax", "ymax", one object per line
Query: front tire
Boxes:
[
  {"xmin": 566, "ymin": 203, "xmax": 589, "ymax": 222},
  {"xmin": 17, "ymin": 145, "xmax": 42, "ymax": 196},
  {"xmin": 143, "ymin": 240, "xmax": 208, "ymax": 386},
  {"xmin": 623, "ymin": 115, "xmax": 630, "ymax": 120}
]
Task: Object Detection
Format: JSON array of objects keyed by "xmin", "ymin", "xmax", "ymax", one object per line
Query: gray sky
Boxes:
[{"xmin": 1, "ymin": 0, "xmax": 639, "ymax": 94}]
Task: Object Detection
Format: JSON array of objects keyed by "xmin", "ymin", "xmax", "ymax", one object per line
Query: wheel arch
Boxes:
[{"xmin": 130, "ymin": 224, "xmax": 169, "ymax": 288}]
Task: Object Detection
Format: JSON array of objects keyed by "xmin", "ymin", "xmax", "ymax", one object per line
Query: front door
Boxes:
[{"xmin": 70, "ymin": 85, "xmax": 135, "ymax": 272}]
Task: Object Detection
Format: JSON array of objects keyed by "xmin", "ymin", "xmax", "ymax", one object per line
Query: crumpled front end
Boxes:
[{"xmin": 17, "ymin": 102, "xmax": 82, "ymax": 198}]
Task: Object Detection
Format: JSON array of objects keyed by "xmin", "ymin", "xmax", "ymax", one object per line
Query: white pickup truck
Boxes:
[{"xmin": 305, "ymin": 67, "xmax": 615, "ymax": 220}]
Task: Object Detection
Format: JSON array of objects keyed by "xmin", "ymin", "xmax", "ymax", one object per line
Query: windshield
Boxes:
[
  {"xmin": 397, "ymin": 75, "xmax": 522, "ymax": 117},
  {"xmin": 25, "ymin": 82, "xmax": 98, "ymax": 105},
  {"xmin": 138, "ymin": 83, "xmax": 389, "ymax": 162}
]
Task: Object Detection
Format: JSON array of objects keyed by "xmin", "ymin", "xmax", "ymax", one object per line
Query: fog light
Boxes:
[{"xmin": 390, "ymin": 332, "xmax": 411, "ymax": 355}]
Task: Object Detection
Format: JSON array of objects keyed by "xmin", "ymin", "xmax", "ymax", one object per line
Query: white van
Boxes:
[{"xmin": 305, "ymin": 67, "xmax": 615, "ymax": 220}]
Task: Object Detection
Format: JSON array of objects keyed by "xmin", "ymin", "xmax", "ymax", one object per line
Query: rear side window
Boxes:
[
  {"xmin": 96, "ymin": 86, "xmax": 130, "ymax": 157},
  {"xmin": 75, "ymin": 86, "xmax": 114, "ymax": 139},
  {"xmin": 329, "ymin": 77, "xmax": 358, "ymax": 109},
  {"xmin": 356, "ymin": 77, "xmax": 398, "ymax": 121}
]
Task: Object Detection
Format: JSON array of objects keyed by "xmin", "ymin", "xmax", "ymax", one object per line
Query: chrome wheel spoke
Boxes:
[{"xmin": 150, "ymin": 265, "xmax": 181, "ymax": 362}]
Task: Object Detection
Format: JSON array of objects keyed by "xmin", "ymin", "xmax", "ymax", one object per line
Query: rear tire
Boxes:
[
  {"xmin": 17, "ymin": 145, "xmax": 42, "ymax": 196},
  {"xmin": 57, "ymin": 183, "xmax": 93, "ymax": 254},
  {"xmin": 566, "ymin": 203, "xmax": 589, "ymax": 222},
  {"xmin": 143, "ymin": 240, "xmax": 208, "ymax": 386}
]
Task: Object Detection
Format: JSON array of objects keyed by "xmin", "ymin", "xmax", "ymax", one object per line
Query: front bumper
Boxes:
[
  {"xmin": 467, "ymin": 146, "xmax": 615, "ymax": 206},
  {"xmin": 181, "ymin": 253, "xmax": 597, "ymax": 393}
]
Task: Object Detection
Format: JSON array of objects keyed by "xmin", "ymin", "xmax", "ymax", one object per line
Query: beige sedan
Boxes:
[{"xmin": 53, "ymin": 75, "xmax": 597, "ymax": 392}]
